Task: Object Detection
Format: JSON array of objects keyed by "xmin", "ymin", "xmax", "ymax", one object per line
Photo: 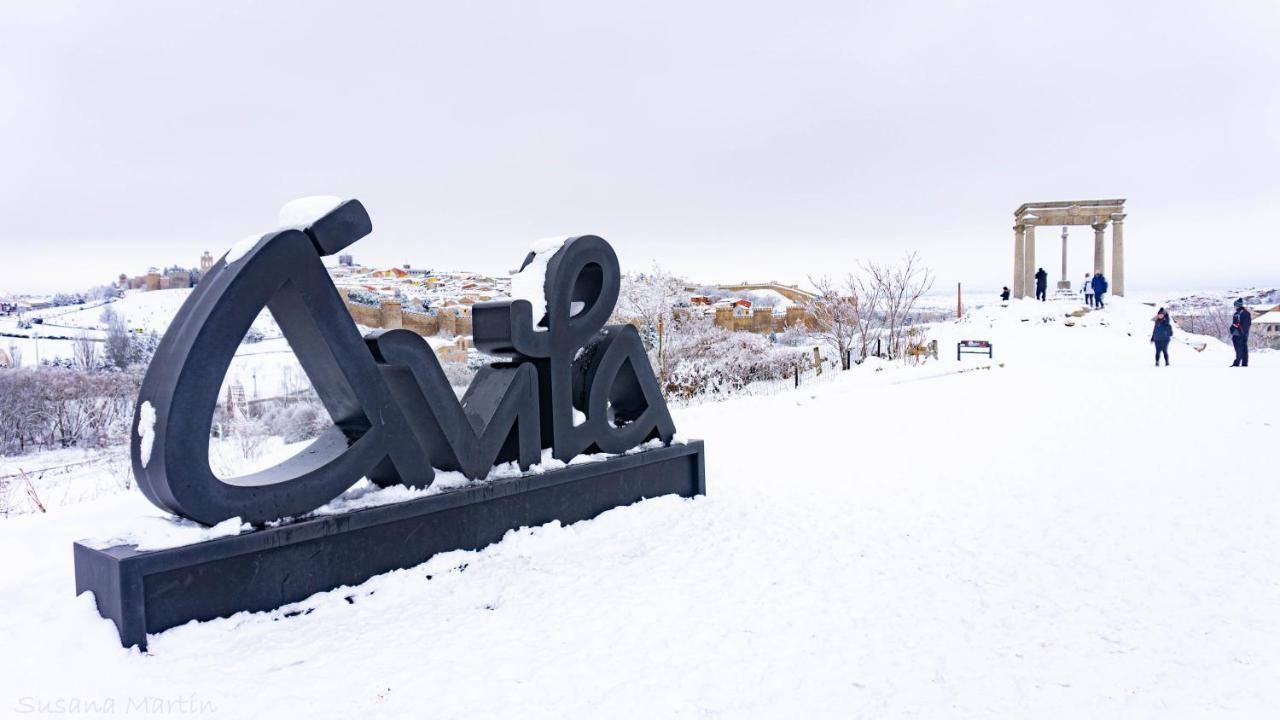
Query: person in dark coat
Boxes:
[
  {"xmin": 1231, "ymin": 298, "xmax": 1252, "ymax": 367},
  {"xmin": 1000, "ymin": 286, "xmax": 1010, "ymax": 301},
  {"xmin": 1091, "ymin": 272, "xmax": 1108, "ymax": 308},
  {"xmin": 1151, "ymin": 307, "xmax": 1173, "ymax": 366},
  {"xmin": 1034, "ymin": 268, "xmax": 1048, "ymax": 301}
]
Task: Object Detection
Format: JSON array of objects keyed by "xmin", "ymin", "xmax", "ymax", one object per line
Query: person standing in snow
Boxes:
[
  {"xmin": 1034, "ymin": 268, "xmax": 1048, "ymax": 301},
  {"xmin": 1230, "ymin": 298, "xmax": 1252, "ymax": 367},
  {"xmin": 1091, "ymin": 272, "xmax": 1108, "ymax": 309},
  {"xmin": 1151, "ymin": 307, "xmax": 1173, "ymax": 366},
  {"xmin": 1082, "ymin": 273, "xmax": 1094, "ymax": 307},
  {"xmin": 1000, "ymin": 286, "xmax": 1010, "ymax": 301}
]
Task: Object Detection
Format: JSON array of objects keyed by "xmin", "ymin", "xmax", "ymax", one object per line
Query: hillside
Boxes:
[{"xmin": 47, "ymin": 289, "xmax": 195, "ymax": 335}]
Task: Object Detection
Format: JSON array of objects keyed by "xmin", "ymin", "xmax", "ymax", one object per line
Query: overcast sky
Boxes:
[{"xmin": 2, "ymin": 0, "xmax": 1277, "ymax": 295}]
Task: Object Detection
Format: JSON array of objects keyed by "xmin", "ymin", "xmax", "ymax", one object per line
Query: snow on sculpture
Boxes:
[
  {"xmin": 128, "ymin": 199, "xmax": 677, "ymax": 525},
  {"xmin": 75, "ymin": 198, "xmax": 704, "ymax": 649}
]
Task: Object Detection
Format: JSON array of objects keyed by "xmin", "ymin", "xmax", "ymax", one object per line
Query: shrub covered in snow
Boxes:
[
  {"xmin": 260, "ymin": 400, "xmax": 332, "ymax": 444},
  {"xmin": 444, "ymin": 359, "xmax": 478, "ymax": 391},
  {"xmin": 663, "ymin": 321, "xmax": 811, "ymax": 399},
  {"xmin": 345, "ymin": 289, "xmax": 382, "ymax": 308},
  {"xmin": 776, "ymin": 324, "xmax": 813, "ymax": 347},
  {"xmin": 48, "ymin": 292, "xmax": 87, "ymax": 307},
  {"xmin": 0, "ymin": 366, "xmax": 142, "ymax": 454},
  {"xmin": 1175, "ymin": 304, "xmax": 1280, "ymax": 351},
  {"xmin": 101, "ymin": 306, "xmax": 161, "ymax": 370}
]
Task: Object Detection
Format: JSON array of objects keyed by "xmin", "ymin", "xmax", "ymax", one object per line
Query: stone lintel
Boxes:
[
  {"xmin": 1014, "ymin": 199, "xmax": 1126, "ymax": 217},
  {"xmin": 1019, "ymin": 213, "xmax": 1119, "ymax": 227}
]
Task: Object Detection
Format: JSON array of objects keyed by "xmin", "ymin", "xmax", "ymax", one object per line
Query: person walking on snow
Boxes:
[
  {"xmin": 1035, "ymin": 267, "xmax": 1048, "ymax": 301},
  {"xmin": 1091, "ymin": 272, "xmax": 1108, "ymax": 309},
  {"xmin": 1231, "ymin": 298, "xmax": 1251, "ymax": 367},
  {"xmin": 1151, "ymin": 307, "xmax": 1173, "ymax": 366},
  {"xmin": 1082, "ymin": 273, "xmax": 1094, "ymax": 307},
  {"xmin": 1000, "ymin": 286, "xmax": 1011, "ymax": 301}
]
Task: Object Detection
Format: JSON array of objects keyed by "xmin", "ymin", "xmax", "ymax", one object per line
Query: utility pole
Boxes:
[{"xmin": 956, "ymin": 282, "xmax": 962, "ymax": 319}]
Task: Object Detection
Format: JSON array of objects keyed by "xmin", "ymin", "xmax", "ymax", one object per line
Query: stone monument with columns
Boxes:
[{"xmin": 1011, "ymin": 199, "xmax": 1126, "ymax": 299}]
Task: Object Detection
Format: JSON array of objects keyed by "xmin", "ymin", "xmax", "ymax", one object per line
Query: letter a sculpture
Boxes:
[{"xmin": 74, "ymin": 199, "xmax": 706, "ymax": 649}]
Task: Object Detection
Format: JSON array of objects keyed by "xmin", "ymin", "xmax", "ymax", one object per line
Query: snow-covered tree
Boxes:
[
  {"xmin": 101, "ymin": 307, "xmax": 160, "ymax": 370},
  {"xmin": 612, "ymin": 264, "xmax": 687, "ymax": 387},
  {"xmin": 102, "ymin": 308, "xmax": 132, "ymax": 370},
  {"xmin": 866, "ymin": 252, "xmax": 934, "ymax": 359},
  {"xmin": 72, "ymin": 332, "xmax": 98, "ymax": 371},
  {"xmin": 807, "ymin": 275, "xmax": 860, "ymax": 370},
  {"xmin": 847, "ymin": 270, "xmax": 883, "ymax": 361}
]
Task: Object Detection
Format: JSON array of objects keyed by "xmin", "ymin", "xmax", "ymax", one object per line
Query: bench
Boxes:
[{"xmin": 957, "ymin": 339, "xmax": 992, "ymax": 360}]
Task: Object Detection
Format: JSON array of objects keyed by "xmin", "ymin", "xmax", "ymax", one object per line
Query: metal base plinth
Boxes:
[{"xmin": 74, "ymin": 441, "xmax": 705, "ymax": 650}]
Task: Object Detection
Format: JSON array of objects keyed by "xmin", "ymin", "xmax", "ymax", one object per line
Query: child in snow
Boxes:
[
  {"xmin": 1151, "ymin": 308, "xmax": 1173, "ymax": 366},
  {"xmin": 1082, "ymin": 273, "xmax": 1094, "ymax": 307}
]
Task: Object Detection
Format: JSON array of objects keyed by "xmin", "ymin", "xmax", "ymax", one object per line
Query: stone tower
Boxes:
[{"xmin": 200, "ymin": 251, "xmax": 213, "ymax": 274}]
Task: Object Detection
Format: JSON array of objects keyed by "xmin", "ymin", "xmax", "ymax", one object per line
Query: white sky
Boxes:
[{"xmin": 1, "ymin": 0, "xmax": 1277, "ymax": 295}]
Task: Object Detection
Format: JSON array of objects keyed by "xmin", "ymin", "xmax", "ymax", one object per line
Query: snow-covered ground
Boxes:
[
  {"xmin": 0, "ymin": 446, "xmax": 132, "ymax": 516},
  {"xmin": 0, "ymin": 288, "xmax": 471, "ymax": 402},
  {"xmin": 0, "ymin": 289, "xmax": 283, "ymax": 375},
  {"xmin": 0, "ymin": 296, "xmax": 1277, "ymax": 718},
  {"xmin": 49, "ymin": 289, "xmax": 192, "ymax": 335}
]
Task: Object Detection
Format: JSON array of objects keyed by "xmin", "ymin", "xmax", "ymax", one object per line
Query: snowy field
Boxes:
[
  {"xmin": 0, "ymin": 296, "xmax": 1277, "ymax": 718},
  {"xmin": 48, "ymin": 289, "xmax": 193, "ymax": 335},
  {"xmin": 0, "ymin": 289, "xmax": 317, "ymax": 403},
  {"xmin": 0, "ymin": 289, "xmax": 470, "ymax": 403}
]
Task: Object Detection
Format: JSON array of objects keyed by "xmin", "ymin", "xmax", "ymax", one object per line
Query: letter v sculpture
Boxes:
[{"xmin": 73, "ymin": 199, "xmax": 706, "ymax": 649}]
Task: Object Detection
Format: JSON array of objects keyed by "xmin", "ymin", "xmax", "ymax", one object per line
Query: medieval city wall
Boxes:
[{"xmin": 340, "ymin": 293, "xmax": 813, "ymax": 358}]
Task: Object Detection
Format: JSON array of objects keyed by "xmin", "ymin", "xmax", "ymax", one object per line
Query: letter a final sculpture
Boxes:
[{"xmin": 74, "ymin": 199, "xmax": 706, "ymax": 649}]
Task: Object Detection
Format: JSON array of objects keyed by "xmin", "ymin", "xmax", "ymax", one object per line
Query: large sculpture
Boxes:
[
  {"xmin": 74, "ymin": 199, "xmax": 704, "ymax": 648},
  {"xmin": 1011, "ymin": 199, "xmax": 1126, "ymax": 299}
]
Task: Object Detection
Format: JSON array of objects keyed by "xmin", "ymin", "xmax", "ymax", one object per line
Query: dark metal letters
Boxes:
[{"xmin": 131, "ymin": 200, "xmax": 677, "ymax": 526}]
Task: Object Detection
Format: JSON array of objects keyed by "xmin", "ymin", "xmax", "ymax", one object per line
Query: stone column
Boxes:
[
  {"xmin": 1024, "ymin": 224, "xmax": 1036, "ymax": 298},
  {"xmin": 1060, "ymin": 227, "xmax": 1069, "ymax": 286},
  {"xmin": 1013, "ymin": 225, "xmax": 1025, "ymax": 298},
  {"xmin": 1092, "ymin": 221, "xmax": 1107, "ymax": 275},
  {"xmin": 1110, "ymin": 213, "xmax": 1125, "ymax": 297}
]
